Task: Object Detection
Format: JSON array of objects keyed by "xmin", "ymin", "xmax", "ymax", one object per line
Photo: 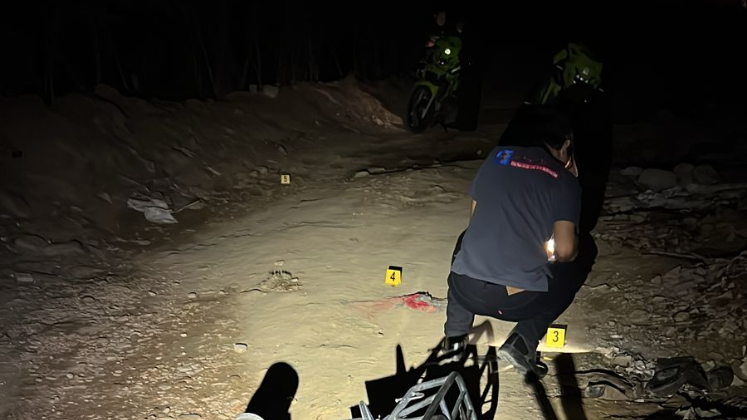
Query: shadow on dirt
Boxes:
[
  {"xmin": 348, "ymin": 322, "xmax": 592, "ymax": 420},
  {"xmin": 242, "ymin": 362, "xmax": 298, "ymax": 420}
]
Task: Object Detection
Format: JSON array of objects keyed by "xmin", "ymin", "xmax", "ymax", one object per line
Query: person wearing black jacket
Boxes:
[{"xmin": 450, "ymin": 16, "xmax": 484, "ymax": 131}]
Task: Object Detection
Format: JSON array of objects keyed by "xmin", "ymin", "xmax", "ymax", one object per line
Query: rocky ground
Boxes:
[{"xmin": 1, "ymin": 79, "xmax": 747, "ymax": 420}]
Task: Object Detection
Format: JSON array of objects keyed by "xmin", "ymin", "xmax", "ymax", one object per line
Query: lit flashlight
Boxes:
[{"xmin": 546, "ymin": 237, "xmax": 556, "ymax": 262}]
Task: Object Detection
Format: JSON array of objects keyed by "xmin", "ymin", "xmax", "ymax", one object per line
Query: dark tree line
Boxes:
[
  {"xmin": 2, "ymin": 0, "xmax": 745, "ymax": 111},
  {"xmin": 1, "ymin": 0, "xmax": 433, "ymax": 102}
]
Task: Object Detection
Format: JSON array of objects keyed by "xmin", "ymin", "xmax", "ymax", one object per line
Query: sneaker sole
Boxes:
[
  {"xmin": 496, "ymin": 348, "xmax": 531, "ymax": 376},
  {"xmin": 497, "ymin": 348, "xmax": 547, "ymax": 379}
]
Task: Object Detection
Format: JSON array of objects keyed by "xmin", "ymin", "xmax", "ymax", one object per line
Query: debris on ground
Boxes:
[{"xmin": 257, "ymin": 270, "xmax": 301, "ymax": 292}]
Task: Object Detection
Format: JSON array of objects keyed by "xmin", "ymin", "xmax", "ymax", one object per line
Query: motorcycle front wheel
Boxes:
[{"xmin": 406, "ymin": 85, "xmax": 435, "ymax": 133}]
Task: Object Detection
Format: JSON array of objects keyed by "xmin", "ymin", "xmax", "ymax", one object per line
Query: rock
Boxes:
[
  {"xmin": 69, "ymin": 266, "xmax": 106, "ymax": 279},
  {"xmin": 15, "ymin": 273, "xmax": 34, "ymax": 284},
  {"xmin": 46, "ymin": 241, "xmax": 88, "ymax": 258},
  {"xmin": 148, "ymin": 291, "xmax": 157, "ymax": 297},
  {"xmin": 693, "ymin": 164, "xmax": 719, "ymax": 185},
  {"xmin": 629, "ymin": 213, "xmax": 647, "ymax": 223},
  {"xmin": 620, "ymin": 166, "xmax": 644, "ymax": 177},
  {"xmin": 234, "ymin": 343, "xmax": 248, "ymax": 353},
  {"xmin": 585, "ymin": 383, "xmax": 629, "ymax": 401},
  {"xmin": 736, "ymin": 360, "xmax": 747, "ymax": 381},
  {"xmin": 651, "ymin": 275, "xmax": 662, "ymax": 285},
  {"xmin": 673, "ymin": 163, "xmax": 695, "ymax": 186},
  {"xmin": 255, "ymin": 166, "xmax": 269, "ymax": 176},
  {"xmin": 262, "ymin": 85, "xmax": 279, "ymax": 99},
  {"xmin": 0, "ymin": 191, "xmax": 32, "ymax": 218},
  {"xmin": 629, "ymin": 309, "xmax": 651, "ymax": 325},
  {"xmin": 713, "ymin": 290, "xmax": 734, "ymax": 303},
  {"xmin": 178, "ymin": 415, "xmax": 202, "ymax": 420},
  {"xmin": 97, "ymin": 192, "xmax": 113, "ymax": 204},
  {"xmin": 694, "ymin": 408, "xmax": 722, "ymax": 418},
  {"xmin": 662, "ymin": 266, "xmax": 682, "ymax": 283},
  {"xmin": 187, "ymin": 292, "xmax": 197, "ymax": 299},
  {"xmin": 613, "ymin": 355, "xmax": 634, "ymax": 367},
  {"xmin": 12, "ymin": 235, "xmax": 49, "ymax": 254},
  {"xmin": 638, "ymin": 169, "xmax": 677, "ymax": 192},
  {"xmin": 674, "ymin": 280, "xmax": 697, "ymax": 295},
  {"xmin": 674, "ymin": 311, "xmax": 690, "ymax": 322},
  {"xmin": 13, "ymin": 236, "xmax": 88, "ymax": 258},
  {"xmin": 353, "ymin": 170, "xmax": 371, "ymax": 179}
]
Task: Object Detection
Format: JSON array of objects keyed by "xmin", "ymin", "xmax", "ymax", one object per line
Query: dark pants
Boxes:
[
  {"xmin": 444, "ymin": 230, "xmax": 598, "ymax": 346},
  {"xmin": 453, "ymin": 64, "xmax": 482, "ymax": 131}
]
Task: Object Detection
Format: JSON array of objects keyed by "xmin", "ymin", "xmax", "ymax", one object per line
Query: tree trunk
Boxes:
[
  {"xmin": 308, "ymin": 38, "xmax": 316, "ymax": 82},
  {"xmin": 112, "ymin": 42, "xmax": 130, "ymax": 92},
  {"xmin": 330, "ymin": 43, "xmax": 343, "ymax": 79},
  {"xmin": 44, "ymin": 9, "xmax": 56, "ymax": 106},
  {"xmin": 239, "ymin": 55, "xmax": 250, "ymax": 91},
  {"xmin": 277, "ymin": 22, "xmax": 284, "ymax": 84},
  {"xmin": 196, "ymin": 26, "xmax": 217, "ymax": 98},
  {"xmin": 250, "ymin": 0, "xmax": 263, "ymax": 88},
  {"xmin": 215, "ymin": 1, "xmax": 228, "ymax": 95},
  {"xmin": 253, "ymin": 21, "xmax": 263, "ymax": 87},
  {"xmin": 103, "ymin": 16, "xmax": 130, "ymax": 92},
  {"xmin": 90, "ymin": 9, "xmax": 102, "ymax": 85},
  {"xmin": 191, "ymin": 43, "xmax": 204, "ymax": 98},
  {"xmin": 352, "ymin": 22, "xmax": 359, "ymax": 75}
]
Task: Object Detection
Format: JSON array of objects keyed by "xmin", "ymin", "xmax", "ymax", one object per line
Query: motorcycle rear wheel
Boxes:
[{"xmin": 406, "ymin": 85, "xmax": 435, "ymax": 133}]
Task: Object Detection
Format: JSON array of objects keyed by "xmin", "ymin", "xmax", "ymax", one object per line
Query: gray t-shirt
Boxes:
[{"xmin": 451, "ymin": 146, "xmax": 581, "ymax": 292}]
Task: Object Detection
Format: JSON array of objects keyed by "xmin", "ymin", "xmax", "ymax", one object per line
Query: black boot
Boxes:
[{"xmin": 497, "ymin": 330, "xmax": 548, "ymax": 378}]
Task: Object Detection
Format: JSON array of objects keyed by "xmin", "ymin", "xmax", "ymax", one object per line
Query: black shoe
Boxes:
[
  {"xmin": 440, "ymin": 334, "xmax": 467, "ymax": 362},
  {"xmin": 498, "ymin": 332, "xmax": 547, "ymax": 379}
]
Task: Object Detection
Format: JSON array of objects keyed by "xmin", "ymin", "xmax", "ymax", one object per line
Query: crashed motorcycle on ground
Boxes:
[{"xmin": 406, "ymin": 35, "xmax": 462, "ymax": 133}]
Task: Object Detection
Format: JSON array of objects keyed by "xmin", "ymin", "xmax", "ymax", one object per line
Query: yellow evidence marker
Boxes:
[
  {"xmin": 385, "ymin": 266, "xmax": 402, "ymax": 287},
  {"xmin": 281, "ymin": 174, "xmax": 291, "ymax": 185},
  {"xmin": 545, "ymin": 324, "xmax": 567, "ymax": 348}
]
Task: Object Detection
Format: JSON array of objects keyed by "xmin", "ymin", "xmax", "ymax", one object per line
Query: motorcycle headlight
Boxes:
[{"xmin": 444, "ymin": 48, "xmax": 451, "ymax": 55}]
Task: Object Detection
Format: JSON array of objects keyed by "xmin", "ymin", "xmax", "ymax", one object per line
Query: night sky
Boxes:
[{"xmin": 2, "ymin": 0, "xmax": 746, "ymax": 120}]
